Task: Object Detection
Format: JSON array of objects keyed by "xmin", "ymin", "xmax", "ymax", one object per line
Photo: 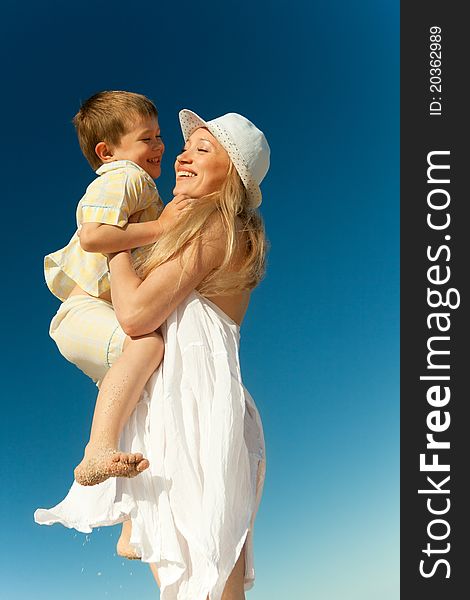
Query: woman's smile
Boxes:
[
  {"xmin": 176, "ymin": 167, "xmax": 197, "ymax": 178},
  {"xmin": 173, "ymin": 128, "xmax": 229, "ymax": 197}
]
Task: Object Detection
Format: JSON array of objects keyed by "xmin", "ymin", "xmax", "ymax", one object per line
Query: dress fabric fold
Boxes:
[{"xmin": 34, "ymin": 291, "xmax": 266, "ymax": 600}]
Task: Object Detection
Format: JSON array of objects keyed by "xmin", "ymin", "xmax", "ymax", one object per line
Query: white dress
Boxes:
[{"xmin": 35, "ymin": 291, "xmax": 266, "ymax": 600}]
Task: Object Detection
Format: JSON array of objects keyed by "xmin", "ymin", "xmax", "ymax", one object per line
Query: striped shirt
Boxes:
[{"xmin": 45, "ymin": 160, "xmax": 163, "ymax": 301}]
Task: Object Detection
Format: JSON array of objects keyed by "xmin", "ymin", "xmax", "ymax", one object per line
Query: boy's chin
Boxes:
[{"xmin": 145, "ymin": 166, "xmax": 160, "ymax": 179}]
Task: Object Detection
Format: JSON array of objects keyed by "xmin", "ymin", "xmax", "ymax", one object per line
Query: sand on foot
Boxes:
[{"xmin": 74, "ymin": 449, "xmax": 149, "ymax": 486}]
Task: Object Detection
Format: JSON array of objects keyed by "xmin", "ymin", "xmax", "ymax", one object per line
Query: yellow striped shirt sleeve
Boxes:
[{"xmin": 80, "ymin": 166, "xmax": 145, "ymax": 227}]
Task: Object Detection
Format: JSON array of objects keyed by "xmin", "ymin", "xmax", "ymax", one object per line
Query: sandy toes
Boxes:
[{"xmin": 74, "ymin": 449, "xmax": 149, "ymax": 486}]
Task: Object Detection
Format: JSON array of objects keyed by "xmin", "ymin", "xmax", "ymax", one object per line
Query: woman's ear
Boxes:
[{"xmin": 95, "ymin": 141, "xmax": 114, "ymax": 163}]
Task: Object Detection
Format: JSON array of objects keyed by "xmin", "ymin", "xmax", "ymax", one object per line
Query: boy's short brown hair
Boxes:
[{"xmin": 73, "ymin": 91, "xmax": 158, "ymax": 170}]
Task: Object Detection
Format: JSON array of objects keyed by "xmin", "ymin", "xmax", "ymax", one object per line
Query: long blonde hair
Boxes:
[{"xmin": 134, "ymin": 164, "xmax": 267, "ymax": 295}]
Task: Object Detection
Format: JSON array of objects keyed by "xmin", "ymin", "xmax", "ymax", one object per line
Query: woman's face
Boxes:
[{"xmin": 173, "ymin": 128, "xmax": 230, "ymax": 198}]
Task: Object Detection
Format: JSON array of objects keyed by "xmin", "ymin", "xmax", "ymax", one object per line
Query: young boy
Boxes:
[{"xmin": 45, "ymin": 91, "xmax": 184, "ymax": 488}]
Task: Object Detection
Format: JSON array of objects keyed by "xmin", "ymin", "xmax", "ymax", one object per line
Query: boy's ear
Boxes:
[{"xmin": 95, "ymin": 141, "xmax": 114, "ymax": 163}]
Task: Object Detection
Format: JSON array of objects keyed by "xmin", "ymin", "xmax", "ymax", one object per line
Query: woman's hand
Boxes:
[{"xmin": 106, "ymin": 249, "xmax": 131, "ymax": 269}]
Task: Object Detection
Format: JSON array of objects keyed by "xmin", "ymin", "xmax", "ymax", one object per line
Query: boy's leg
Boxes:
[
  {"xmin": 50, "ymin": 296, "xmax": 160, "ymax": 550},
  {"xmin": 74, "ymin": 331, "xmax": 164, "ymax": 486},
  {"xmin": 50, "ymin": 295, "xmax": 126, "ymax": 384}
]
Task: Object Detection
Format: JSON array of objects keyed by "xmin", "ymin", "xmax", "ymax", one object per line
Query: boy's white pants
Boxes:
[{"xmin": 49, "ymin": 295, "xmax": 126, "ymax": 385}]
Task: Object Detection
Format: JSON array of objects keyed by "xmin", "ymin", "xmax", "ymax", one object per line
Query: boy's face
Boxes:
[{"xmin": 109, "ymin": 116, "xmax": 164, "ymax": 179}]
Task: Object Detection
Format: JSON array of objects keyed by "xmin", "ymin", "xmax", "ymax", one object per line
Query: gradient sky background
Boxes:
[{"xmin": 1, "ymin": 1, "xmax": 399, "ymax": 598}]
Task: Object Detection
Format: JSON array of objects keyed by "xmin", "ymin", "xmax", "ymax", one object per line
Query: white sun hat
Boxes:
[{"xmin": 178, "ymin": 109, "xmax": 270, "ymax": 208}]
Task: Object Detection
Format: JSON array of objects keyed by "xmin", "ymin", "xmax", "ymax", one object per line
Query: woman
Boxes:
[{"xmin": 35, "ymin": 109, "xmax": 270, "ymax": 600}]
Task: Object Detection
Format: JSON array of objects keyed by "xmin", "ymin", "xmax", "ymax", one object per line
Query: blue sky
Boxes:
[{"xmin": 1, "ymin": 1, "xmax": 398, "ymax": 598}]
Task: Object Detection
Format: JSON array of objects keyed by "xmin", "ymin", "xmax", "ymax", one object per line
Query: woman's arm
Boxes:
[{"xmin": 109, "ymin": 214, "xmax": 226, "ymax": 337}]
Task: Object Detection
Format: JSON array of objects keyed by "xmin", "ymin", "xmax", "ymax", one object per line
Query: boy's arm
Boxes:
[
  {"xmin": 80, "ymin": 220, "xmax": 160, "ymax": 253},
  {"xmin": 79, "ymin": 195, "xmax": 192, "ymax": 253}
]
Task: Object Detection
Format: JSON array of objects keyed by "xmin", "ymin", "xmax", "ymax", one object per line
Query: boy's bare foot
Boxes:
[
  {"xmin": 117, "ymin": 520, "xmax": 141, "ymax": 560},
  {"xmin": 74, "ymin": 448, "xmax": 149, "ymax": 486}
]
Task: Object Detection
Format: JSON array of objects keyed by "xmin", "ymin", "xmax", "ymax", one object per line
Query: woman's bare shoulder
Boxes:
[
  {"xmin": 200, "ymin": 215, "xmax": 252, "ymax": 324},
  {"xmin": 202, "ymin": 210, "xmax": 227, "ymax": 241},
  {"xmin": 204, "ymin": 290, "xmax": 251, "ymax": 326}
]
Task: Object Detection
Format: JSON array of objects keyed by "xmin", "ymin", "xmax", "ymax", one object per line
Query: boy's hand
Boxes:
[{"xmin": 157, "ymin": 194, "xmax": 194, "ymax": 236}]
